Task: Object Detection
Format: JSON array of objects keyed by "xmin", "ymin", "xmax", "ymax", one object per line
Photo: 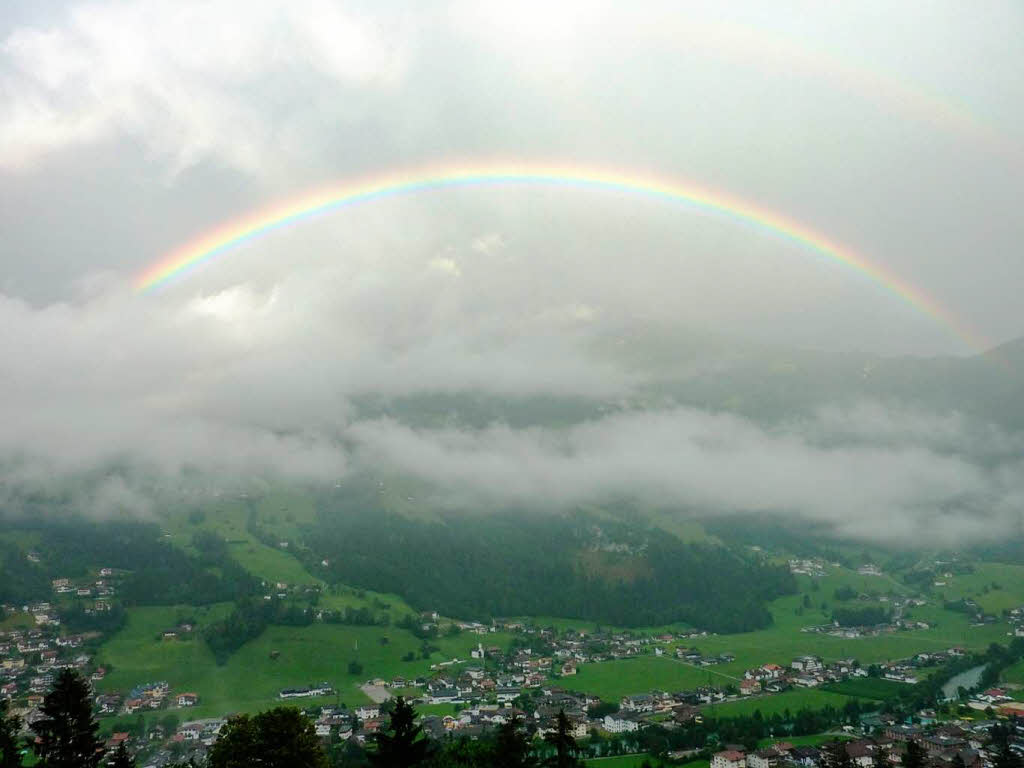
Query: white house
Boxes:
[
  {"xmin": 603, "ymin": 713, "xmax": 640, "ymax": 733},
  {"xmin": 747, "ymin": 749, "xmax": 779, "ymax": 768},
  {"xmin": 712, "ymin": 751, "xmax": 747, "ymax": 768},
  {"xmin": 791, "ymin": 656, "xmax": 823, "ymax": 672}
]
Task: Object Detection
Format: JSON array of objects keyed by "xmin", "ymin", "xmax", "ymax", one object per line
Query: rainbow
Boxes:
[
  {"xmin": 671, "ymin": 19, "xmax": 1020, "ymax": 167},
  {"xmin": 135, "ymin": 162, "xmax": 988, "ymax": 352}
]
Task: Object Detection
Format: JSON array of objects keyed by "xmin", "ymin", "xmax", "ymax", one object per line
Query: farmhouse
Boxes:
[
  {"xmin": 747, "ymin": 749, "xmax": 780, "ymax": 768},
  {"xmin": 739, "ymin": 679, "xmax": 761, "ymax": 695},
  {"xmin": 603, "ymin": 713, "xmax": 641, "ymax": 733},
  {"xmin": 712, "ymin": 750, "xmax": 747, "ymax": 768},
  {"xmin": 279, "ymin": 683, "xmax": 333, "ymax": 699},
  {"xmin": 791, "ymin": 656, "xmax": 823, "ymax": 673},
  {"xmin": 619, "ymin": 693, "xmax": 654, "ymax": 712}
]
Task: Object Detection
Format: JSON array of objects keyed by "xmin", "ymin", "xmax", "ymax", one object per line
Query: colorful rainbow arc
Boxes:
[{"xmin": 135, "ymin": 163, "xmax": 988, "ymax": 352}]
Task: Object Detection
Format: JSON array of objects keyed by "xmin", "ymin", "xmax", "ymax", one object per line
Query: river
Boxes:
[{"xmin": 941, "ymin": 664, "xmax": 987, "ymax": 700}]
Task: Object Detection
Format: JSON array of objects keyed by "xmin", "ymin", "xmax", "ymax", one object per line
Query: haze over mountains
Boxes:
[
  {"xmin": 1, "ymin": 1, "xmax": 1023, "ymax": 551},
  {"xmin": 3, "ymin": 321, "xmax": 1023, "ymax": 548}
]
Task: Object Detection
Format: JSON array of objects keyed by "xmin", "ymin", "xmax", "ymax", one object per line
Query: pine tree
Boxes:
[
  {"xmin": 208, "ymin": 708, "xmax": 327, "ymax": 768},
  {"xmin": 493, "ymin": 714, "xmax": 536, "ymax": 768},
  {"xmin": 1, "ymin": 698, "xmax": 24, "ymax": 768},
  {"xmin": 543, "ymin": 710, "xmax": 582, "ymax": 768},
  {"xmin": 991, "ymin": 723, "xmax": 1023, "ymax": 768},
  {"xmin": 903, "ymin": 740, "xmax": 927, "ymax": 768},
  {"xmin": 31, "ymin": 668, "xmax": 105, "ymax": 768},
  {"xmin": 108, "ymin": 741, "xmax": 136, "ymax": 768},
  {"xmin": 368, "ymin": 697, "xmax": 432, "ymax": 768},
  {"xmin": 822, "ymin": 741, "xmax": 853, "ymax": 768}
]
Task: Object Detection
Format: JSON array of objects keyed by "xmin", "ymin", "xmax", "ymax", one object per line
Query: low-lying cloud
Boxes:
[
  {"xmin": 2, "ymin": 0, "xmax": 1023, "ymax": 545},
  {"xmin": 1, "ymin": 270, "xmax": 1022, "ymax": 545},
  {"xmin": 348, "ymin": 408, "xmax": 1023, "ymax": 546}
]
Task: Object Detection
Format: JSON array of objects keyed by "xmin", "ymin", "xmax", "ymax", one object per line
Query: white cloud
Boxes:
[
  {"xmin": 0, "ymin": 268, "xmax": 1021, "ymax": 544},
  {"xmin": 0, "ymin": 0, "xmax": 1022, "ymax": 544},
  {"xmin": 347, "ymin": 407, "xmax": 1020, "ymax": 546},
  {"xmin": 0, "ymin": 0, "xmax": 408, "ymax": 171}
]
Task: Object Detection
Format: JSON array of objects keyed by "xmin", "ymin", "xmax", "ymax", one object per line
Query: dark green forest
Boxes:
[
  {"xmin": 0, "ymin": 520, "xmax": 258, "ymax": 607},
  {"xmin": 303, "ymin": 503, "xmax": 795, "ymax": 631}
]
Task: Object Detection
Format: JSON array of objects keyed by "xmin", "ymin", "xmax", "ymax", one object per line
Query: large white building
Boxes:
[
  {"xmin": 603, "ymin": 714, "xmax": 641, "ymax": 733},
  {"xmin": 713, "ymin": 750, "xmax": 747, "ymax": 768}
]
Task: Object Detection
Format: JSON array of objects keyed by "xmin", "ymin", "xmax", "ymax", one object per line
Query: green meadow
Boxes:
[
  {"xmin": 0, "ymin": 611, "xmax": 36, "ymax": 631},
  {"xmin": 823, "ymin": 677, "xmax": 911, "ymax": 701},
  {"xmin": 584, "ymin": 755, "xmax": 654, "ymax": 768},
  {"xmin": 926, "ymin": 562, "xmax": 1024, "ymax": 615},
  {"xmin": 90, "ymin": 498, "xmax": 1022, "ymax": 722},
  {"xmin": 559, "ymin": 562, "xmax": 1012, "ymax": 703},
  {"xmin": 1001, "ymin": 658, "xmax": 1024, "ymax": 686},
  {"xmin": 95, "ymin": 603, "xmax": 514, "ymax": 719},
  {"xmin": 702, "ymin": 689, "xmax": 856, "ymax": 718},
  {"xmin": 757, "ymin": 734, "xmax": 847, "ymax": 748},
  {"xmin": 559, "ymin": 657, "xmax": 723, "ymax": 701},
  {"xmin": 163, "ymin": 501, "xmax": 322, "ymax": 587}
]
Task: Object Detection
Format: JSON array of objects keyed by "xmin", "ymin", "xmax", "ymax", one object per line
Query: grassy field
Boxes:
[
  {"xmin": 417, "ymin": 703, "xmax": 460, "ymax": 717},
  {"xmin": 559, "ymin": 657, "xmax": 729, "ymax": 700},
  {"xmin": 822, "ymin": 677, "xmax": 912, "ymax": 701},
  {"xmin": 924, "ymin": 563, "xmax": 1024, "ymax": 616},
  {"xmin": 0, "ymin": 611, "xmax": 36, "ymax": 630},
  {"xmin": 163, "ymin": 498, "xmax": 419, "ymax": 619},
  {"xmin": 553, "ymin": 561, "xmax": 1011, "ymax": 705},
  {"xmin": 95, "ymin": 603, "xmax": 514, "ymax": 719},
  {"xmin": 163, "ymin": 501, "xmax": 322, "ymax": 587},
  {"xmin": 702, "ymin": 689, "xmax": 855, "ymax": 718},
  {"xmin": 584, "ymin": 755, "xmax": 653, "ymax": 768},
  {"xmin": 1002, "ymin": 658, "xmax": 1024, "ymax": 686},
  {"xmin": 757, "ymin": 734, "xmax": 846, "ymax": 748},
  {"xmin": 675, "ymin": 568, "xmax": 1010, "ymax": 675},
  {"xmin": 98, "ymin": 496, "xmax": 1019, "ymax": 723}
]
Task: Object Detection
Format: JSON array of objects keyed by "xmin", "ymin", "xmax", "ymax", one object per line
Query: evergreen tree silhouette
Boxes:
[
  {"xmin": 368, "ymin": 697, "xmax": 432, "ymax": 768},
  {"xmin": 903, "ymin": 740, "xmax": 927, "ymax": 768},
  {"xmin": 109, "ymin": 741, "xmax": 136, "ymax": 768},
  {"xmin": 493, "ymin": 713, "xmax": 536, "ymax": 768},
  {"xmin": 543, "ymin": 710, "xmax": 582, "ymax": 768},
  {"xmin": 1, "ymin": 698, "xmax": 24, "ymax": 768},
  {"xmin": 31, "ymin": 668, "xmax": 104, "ymax": 768},
  {"xmin": 991, "ymin": 723, "xmax": 1022, "ymax": 768},
  {"xmin": 208, "ymin": 707, "xmax": 327, "ymax": 768},
  {"xmin": 822, "ymin": 741, "xmax": 853, "ymax": 768}
]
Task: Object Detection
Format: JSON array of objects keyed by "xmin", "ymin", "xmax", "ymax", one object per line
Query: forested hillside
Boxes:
[
  {"xmin": 301, "ymin": 504, "xmax": 795, "ymax": 631},
  {"xmin": 4, "ymin": 520, "xmax": 258, "ymax": 606}
]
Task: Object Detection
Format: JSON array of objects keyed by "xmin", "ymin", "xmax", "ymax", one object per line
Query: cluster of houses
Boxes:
[
  {"xmin": 1008, "ymin": 607, "xmax": 1024, "ymax": 639},
  {"xmin": 789, "ymin": 559, "xmax": 834, "ymax": 577},
  {"xmin": 0, "ymin": 617, "xmax": 202, "ymax": 726},
  {"xmin": 94, "ymin": 682, "xmax": 201, "ymax": 716},
  {"xmin": 0, "ymin": 626, "xmax": 92, "ymax": 712},
  {"xmin": 964, "ymin": 687, "xmax": 1024, "ymax": 718},
  {"xmin": 712, "ymin": 718, "xmax": 1023, "ymax": 768},
  {"xmin": 279, "ymin": 683, "xmax": 334, "ymax": 700},
  {"xmin": 51, "ymin": 567, "xmax": 119, "ymax": 600}
]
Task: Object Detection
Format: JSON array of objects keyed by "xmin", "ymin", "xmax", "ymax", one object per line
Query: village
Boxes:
[
  {"xmin": 4, "ymin": 603, "xmax": 1024, "ymax": 768},
  {"xmin": 3, "ymin": 563, "xmax": 1024, "ymax": 767}
]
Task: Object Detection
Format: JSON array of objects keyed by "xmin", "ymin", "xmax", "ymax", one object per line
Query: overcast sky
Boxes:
[{"xmin": 2, "ymin": 1, "xmax": 1022, "ymax": 542}]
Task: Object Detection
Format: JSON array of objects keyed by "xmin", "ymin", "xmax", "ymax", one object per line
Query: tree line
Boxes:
[
  {"xmin": 202, "ymin": 596, "xmax": 314, "ymax": 665},
  {"xmin": 0, "ymin": 520, "xmax": 259, "ymax": 607},
  {"xmin": 304, "ymin": 505, "xmax": 796, "ymax": 632}
]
